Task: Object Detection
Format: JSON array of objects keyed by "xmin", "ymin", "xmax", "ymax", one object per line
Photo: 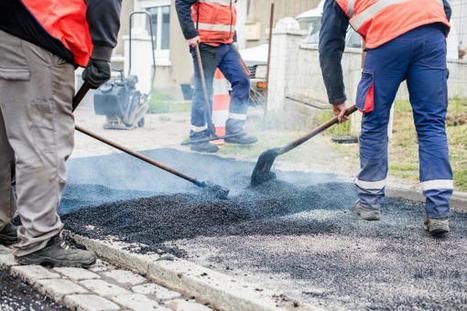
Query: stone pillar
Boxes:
[{"xmin": 267, "ymin": 18, "xmax": 306, "ymax": 112}]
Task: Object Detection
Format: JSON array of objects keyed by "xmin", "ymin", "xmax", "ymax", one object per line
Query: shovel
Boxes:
[
  {"xmin": 72, "ymin": 83, "xmax": 230, "ymax": 199},
  {"xmin": 251, "ymin": 105, "xmax": 358, "ymax": 186}
]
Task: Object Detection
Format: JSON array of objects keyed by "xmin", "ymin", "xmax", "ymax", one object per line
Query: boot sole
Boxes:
[
  {"xmin": 354, "ymin": 208, "xmax": 381, "ymax": 221},
  {"xmin": 225, "ymin": 140, "xmax": 258, "ymax": 145},
  {"xmin": 16, "ymin": 255, "xmax": 96, "ymax": 268},
  {"xmin": 424, "ymin": 224, "xmax": 449, "ymax": 236},
  {"xmin": 190, "ymin": 148, "xmax": 218, "ymax": 153}
]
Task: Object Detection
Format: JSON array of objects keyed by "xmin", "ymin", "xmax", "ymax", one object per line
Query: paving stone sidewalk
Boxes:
[{"xmin": 0, "ymin": 245, "xmax": 213, "ymax": 311}]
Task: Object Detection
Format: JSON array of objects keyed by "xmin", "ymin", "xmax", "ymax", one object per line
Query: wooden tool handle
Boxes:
[
  {"xmin": 280, "ymin": 105, "xmax": 358, "ymax": 155},
  {"xmin": 72, "ymin": 82, "xmax": 91, "ymax": 112}
]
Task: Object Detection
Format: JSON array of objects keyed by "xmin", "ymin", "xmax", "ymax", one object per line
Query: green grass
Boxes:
[
  {"xmin": 389, "ymin": 98, "xmax": 467, "ymax": 191},
  {"xmin": 316, "ymin": 110, "xmax": 351, "ymax": 136},
  {"xmin": 148, "ymin": 90, "xmax": 191, "ymax": 114}
]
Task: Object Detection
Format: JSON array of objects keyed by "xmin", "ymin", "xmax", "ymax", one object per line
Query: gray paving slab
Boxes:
[
  {"xmin": 103, "ymin": 269, "xmax": 146, "ymax": 285},
  {"xmin": 132, "ymin": 283, "xmax": 181, "ymax": 300},
  {"xmin": 80, "ymin": 279, "xmax": 130, "ymax": 296},
  {"xmin": 36, "ymin": 278, "xmax": 88, "ymax": 300},
  {"xmin": 64, "ymin": 294, "xmax": 120, "ymax": 311},
  {"xmin": 110, "ymin": 294, "xmax": 168, "ymax": 311},
  {"xmin": 167, "ymin": 300, "xmax": 212, "ymax": 311},
  {"xmin": 11, "ymin": 265, "xmax": 61, "ymax": 285},
  {"xmin": 54, "ymin": 267, "xmax": 101, "ymax": 281}
]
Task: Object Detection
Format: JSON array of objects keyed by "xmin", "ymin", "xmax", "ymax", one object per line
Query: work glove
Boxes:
[{"xmin": 82, "ymin": 58, "xmax": 111, "ymax": 89}]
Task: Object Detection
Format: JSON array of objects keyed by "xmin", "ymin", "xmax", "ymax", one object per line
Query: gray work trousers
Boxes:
[{"xmin": 0, "ymin": 30, "xmax": 75, "ymax": 256}]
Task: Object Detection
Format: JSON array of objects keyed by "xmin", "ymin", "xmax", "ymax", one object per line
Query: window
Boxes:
[{"xmin": 146, "ymin": 5, "xmax": 171, "ymax": 51}]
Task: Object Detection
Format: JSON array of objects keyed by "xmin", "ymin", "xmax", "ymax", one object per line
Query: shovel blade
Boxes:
[
  {"xmin": 250, "ymin": 148, "xmax": 280, "ymax": 186},
  {"xmin": 199, "ymin": 181, "xmax": 230, "ymax": 200}
]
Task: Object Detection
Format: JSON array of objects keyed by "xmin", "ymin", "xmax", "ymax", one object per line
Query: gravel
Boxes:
[
  {"xmin": 0, "ymin": 269, "xmax": 69, "ymax": 311},
  {"xmin": 62, "ymin": 148, "xmax": 467, "ymax": 310}
]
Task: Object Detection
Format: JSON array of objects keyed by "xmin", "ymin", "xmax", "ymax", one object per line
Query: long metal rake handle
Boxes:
[
  {"xmin": 72, "ymin": 83, "xmax": 205, "ymax": 188},
  {"xmin": 279, "ymin": 105, "xmax": 358, "ymax": 155},
  {"xmin": 74, "ymin": 125, "xmax": 204, "ymax": 187}
]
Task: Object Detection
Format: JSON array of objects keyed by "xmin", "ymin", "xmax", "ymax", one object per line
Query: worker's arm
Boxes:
[
  {"xmin": 442, "ymin": 0, "xmax": 452, "ymax": 21},
  {"xmin": 83, "ymin": 0, "xmax": 122, "ymax": 89},
  {"xmin": 175, "ymin": 0, "xmax": 199, "ymax": 41},
  {"xmin": 319, "ymin": 0, "xmax": 349, "ymax": 106},
  {"xmin": 319, "ymin": 0, "xmax": 349, "ymax": 122},
  {"xmin": 85, "ymin": 0, "xmax": 122, "ymax": 61}
]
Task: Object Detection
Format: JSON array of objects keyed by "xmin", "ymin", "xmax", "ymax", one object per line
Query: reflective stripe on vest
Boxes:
[
  {"xmin": 349, "ymin": 0, "xmax": 444, "ymax": 29},
  {"xmin": 198, "ymin": 23, "xmax": 233, "ymax": 32},
  {"xmin": 199, "ymin": 0, "xmax": 232, "ymax": 5},
  {"xmin": 335, "ymin": 0, "xmax": 449, "ymax": 49},
  {"xmin": 347, "ymin": 0, "xmax": 356, "ymax": 18},
  {"xmin": 21, "ymin": 0, "xmax": 93, "ymax": 67},
  {"xmin": 192, "ymin": 1, "xmax": 236, "ymax": 45}
]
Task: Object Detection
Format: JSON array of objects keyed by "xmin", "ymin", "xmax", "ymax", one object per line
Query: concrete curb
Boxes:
[
  {"xmin": 69, "ymin": 233, "xmax": 321, "ymax": 311},
  {"xmin": 1, "ymin": 244, "xmax": 220, "ymax": 311},
  {"xmin": 385, "ymin": 185, "xmax": 467, "ymax": 213}
]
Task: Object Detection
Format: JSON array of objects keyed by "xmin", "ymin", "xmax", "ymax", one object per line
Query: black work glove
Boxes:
[{"xmin": 82, "ymin": 59, "xmax": 111, "ymax": 89}]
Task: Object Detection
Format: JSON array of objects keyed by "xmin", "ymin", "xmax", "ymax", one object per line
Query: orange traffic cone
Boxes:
[{"xmin": 211, "ymin": 69, "xmax": 230, "ymax": 145}]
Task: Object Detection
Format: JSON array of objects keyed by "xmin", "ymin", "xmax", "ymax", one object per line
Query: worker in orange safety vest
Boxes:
[
  {"xmin": 176, "ymin": 0, "xmax": 258, "ymax": 153},
  {"xmin": 319, "ymin": 0, "xmax": 453, "ymax": 235}
]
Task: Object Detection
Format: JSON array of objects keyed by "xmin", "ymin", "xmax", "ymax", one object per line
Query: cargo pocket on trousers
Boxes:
[
  {"xmin": 30, "ymin": 98, "xmax": 55, "ymax": 156},
  {"xmin": 0, "ymin": 34, "xmax": 30, "ymax": 81},
  {"xmin": 356, "ymin": 71, "xmax": 374, "ymax": 114}
]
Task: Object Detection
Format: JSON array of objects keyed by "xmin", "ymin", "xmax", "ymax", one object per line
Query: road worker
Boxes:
[
  {"xmin": 176, "ymin": 0, "xmax": 258, "ymax": 153},
  {"xmin": 319, "ymin": 0, "xmax": 453, "ymax": 235},
  {"xmin": 0, "ymin": 0, "xmax": 122, "ymax": 266}
]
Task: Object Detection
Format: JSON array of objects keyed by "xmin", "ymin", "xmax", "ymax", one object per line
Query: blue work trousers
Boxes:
[
  {"xmin": 355, "ymin": 24, "xmax": 453, "ymax": 219},
  {"xmin": 190, "ymin": 43, "xmax": 250, "ymax": 139}
]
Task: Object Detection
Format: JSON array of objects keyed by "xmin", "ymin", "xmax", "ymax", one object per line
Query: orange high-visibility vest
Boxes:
[
  {"xmin": 22, "ymin": 0, "xmax": 93, "ymax": 67},
  {"xmin": 192, "ymin": 0, "xmax": 237, "ymax": 46},
  {"xmin": 335, "ymin": 0, "xmax": 450, "ymax": 49}
]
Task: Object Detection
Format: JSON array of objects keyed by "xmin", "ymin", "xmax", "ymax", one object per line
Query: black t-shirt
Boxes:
[{"xmin": 0, "ymin": 0, "xmax": 75, "ymax": 65}]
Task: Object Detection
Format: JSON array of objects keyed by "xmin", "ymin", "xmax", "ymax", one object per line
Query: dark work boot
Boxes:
[
  {"xmin": 225, "ymin": 133, "xmax": 258, "ymax": 145},
  {"xmin": 16, "ymin": 234, "xmax": 96, "ymax": 268},
  {"xmin": 190, "ymin": 142, "xmax": 219, "ymax": 153},
  {"xmin": 0, "ymin": 223, "xmax": 18, "ymax": 246},
  {"xmin": 424, "ymin": 217, "xmax": 449, "ymax": 236},
  {"xmin": 189, "ymin": 130, "xmax": 219, "ymax": 153},
  {"xmin": 353, "ymin": 200, "xmax": 381, "ymax": 221}
]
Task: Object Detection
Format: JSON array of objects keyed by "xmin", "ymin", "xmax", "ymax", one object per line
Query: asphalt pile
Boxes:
[
  {"xmin": 64, "ymin": 180, "xmax": 349, "ymax": 256},
  {"xmin": 62, "ymin": 149, "xmax": 467, "ymax": 310}
]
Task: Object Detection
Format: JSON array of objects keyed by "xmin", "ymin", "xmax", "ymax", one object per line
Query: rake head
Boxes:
[{"xmin": 250, "ymin": 148, "xmax": 280, "ymax": 187}]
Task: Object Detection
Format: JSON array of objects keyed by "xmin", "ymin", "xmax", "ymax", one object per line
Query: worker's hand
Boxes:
[
  {"xmin": 333, "ymin": 102, "xmax": 349, "ymax": 123},
  {"xmin": 187, "ymin": 36, "xmax": 201, "ymax": 47},
  {"xmin": 82, "ymin": 59, "xmax": 111, "ymax": 89}
]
